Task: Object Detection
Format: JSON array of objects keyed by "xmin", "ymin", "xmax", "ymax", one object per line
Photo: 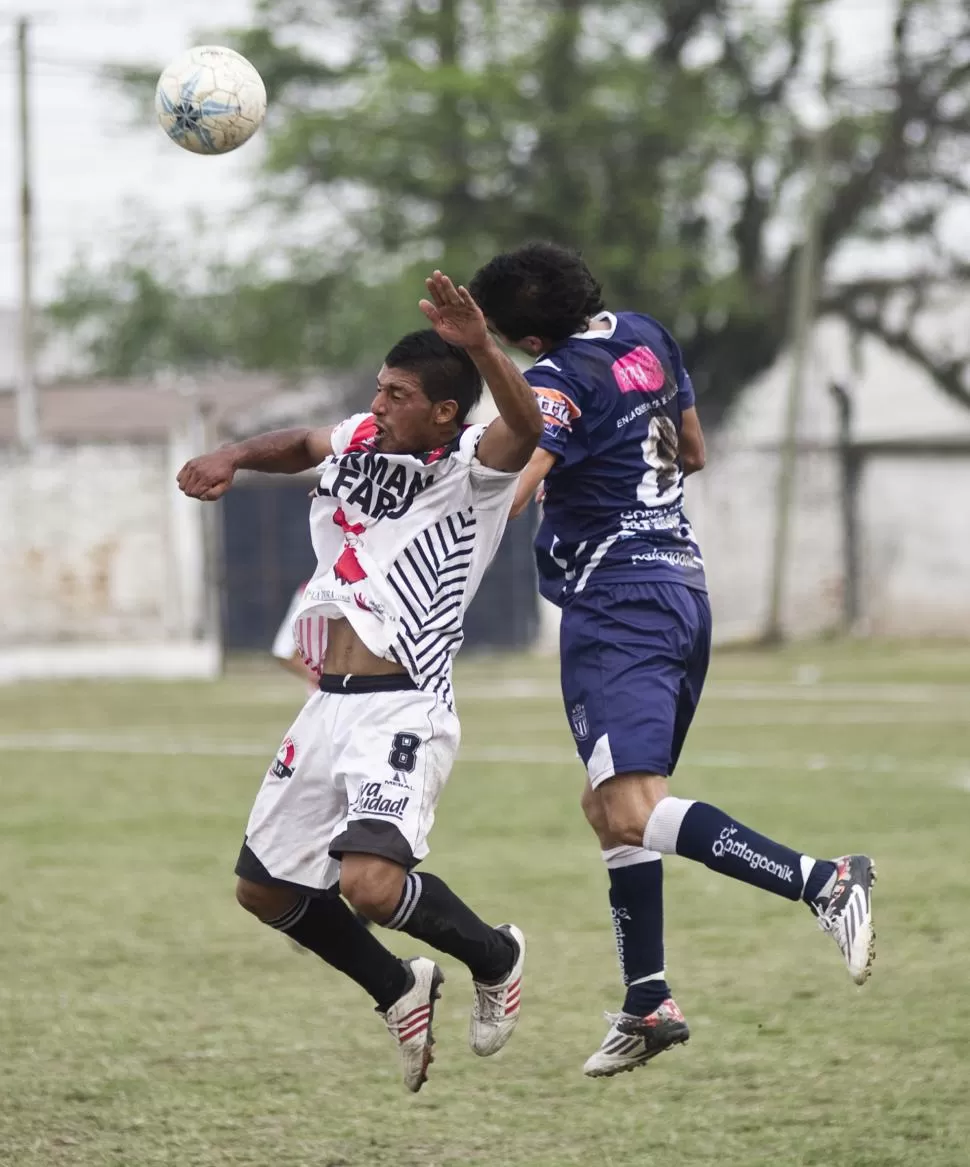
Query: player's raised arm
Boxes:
[
  {"xmin": 419, "ymin": 271, "xmax": 543, "ymax": 472},
  {"xmin": 176, "ymin": 427, "xmax": 334, "ymax": 501},
  {"xmin": 679, "ymin": 406, "xmax": 706, "ymax": 476},
  {"xmin": 510, "ymin": 447, "xmax": 556, "ymax": 519}
]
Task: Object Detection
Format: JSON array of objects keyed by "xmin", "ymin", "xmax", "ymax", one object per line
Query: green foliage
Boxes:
[{"xmin": 50, "ymin": 0, "xmax": 970, "ymax": 419}]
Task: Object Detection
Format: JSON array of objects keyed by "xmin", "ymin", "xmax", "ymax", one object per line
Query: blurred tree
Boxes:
[{"xmin": 49, "ymin": 0, "xmax": 970, "ymax": 421}]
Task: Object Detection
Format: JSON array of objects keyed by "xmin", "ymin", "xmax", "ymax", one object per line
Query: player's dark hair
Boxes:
[
  {"xmin": 469, "ymin": 242, "xmax": 605, "ymax": 344},
  {"xmin": 383, "ymin": 329, "xmax": 484, "ymax": 424}
]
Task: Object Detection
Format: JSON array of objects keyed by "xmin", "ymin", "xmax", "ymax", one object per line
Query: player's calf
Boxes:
[
  {"xmin": 382, "ymin": 869, "xmax": 526, "ymax": 1057},
  {"xmin": 234, "ymin": 851, "xmax": 413, "ymax": 1025},
  {"xmin": 599, "ymin": 777, "xmax": 841, "ymax": 911},
  {"xmin": 583, "ymin": 786, "xmax": 674, "ymax": 1025}
]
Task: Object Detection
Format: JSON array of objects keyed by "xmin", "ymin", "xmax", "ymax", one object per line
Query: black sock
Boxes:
[
  {"xmin": 385, "ymin": 871, "xmax": 516, "ymax": 983},
  {"xmin": 267, "ymin": 894, "xmax": 408, "ymax": 1012}
]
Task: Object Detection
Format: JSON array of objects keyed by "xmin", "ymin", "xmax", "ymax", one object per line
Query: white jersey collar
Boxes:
[{"xmin": 570, "ymin": 311, "xmax": 617, "ymax": 341}]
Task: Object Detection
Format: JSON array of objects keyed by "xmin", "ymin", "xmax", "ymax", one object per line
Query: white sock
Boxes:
[
  {"xmin": 601, "ymin": 845, "xmax": 662, "ymax": 869},
  {"xmin": 643, "ymin": 796, "xmax": 695, "ymax": 854}
]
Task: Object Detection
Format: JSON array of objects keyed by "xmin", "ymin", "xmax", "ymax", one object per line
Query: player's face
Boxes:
[{"xmin": 371, "ymin": 365, "xmax": 455, "ymax": 454}]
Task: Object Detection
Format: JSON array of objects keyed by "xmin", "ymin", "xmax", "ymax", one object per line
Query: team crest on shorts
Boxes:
[
  {"xmin": 569, "ymin": 703, "xmax": 589, "ymax": 741},
  {"xmin": 271, "ymin": 736, "xmax": 296, "ymax": 779}
]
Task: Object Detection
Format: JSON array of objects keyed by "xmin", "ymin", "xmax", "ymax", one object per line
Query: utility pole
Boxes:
[
  {"xmin": 15, "ymin": 15, "xmax": 38, "ymax": 451},
  {"xmin": 763, "ymin": 122, "xmax": 831, "ymax": 644}
]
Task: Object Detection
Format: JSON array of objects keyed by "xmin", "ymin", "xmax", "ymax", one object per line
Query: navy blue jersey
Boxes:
[{"xmin": 524, "ymin": 311, "xmax": 706, "ymax": 606}]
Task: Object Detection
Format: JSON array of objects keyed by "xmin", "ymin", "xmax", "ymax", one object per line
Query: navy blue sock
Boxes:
[
  {"xmin": 803, "ymin": 858, "xmax": 838, "ymax": 907},
  {"xmin": 647, "ymin": 797, "xmax": 836, "ymax": 904},
  {"xmin": 604, "ymin": 848, "xmax": 670, "ymax": 1017}
]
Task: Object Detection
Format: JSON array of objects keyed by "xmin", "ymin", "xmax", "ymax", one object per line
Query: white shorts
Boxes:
[{"xmin": 238, "ymin": 675, "xmax": 460, "ymax": 893}]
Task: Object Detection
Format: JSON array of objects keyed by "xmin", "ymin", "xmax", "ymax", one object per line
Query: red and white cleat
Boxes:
[
  {"xmin": 379, "ymin": 957, "xmax": 445, "ymax": 1092},
  {"xmin": 469, "ymin": 924, "xmax": 526, "ymax": 1057}
]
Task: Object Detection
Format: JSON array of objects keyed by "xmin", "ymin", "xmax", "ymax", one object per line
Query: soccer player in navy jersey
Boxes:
[{"xmin": 470, "ymin": 243, "xmax": 876, "ymax": 1077}]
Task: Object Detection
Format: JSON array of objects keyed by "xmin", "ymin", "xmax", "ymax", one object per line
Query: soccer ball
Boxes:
[{"xmin": 155, "ymin": 45, "xmax": 267, "ymax": 155}]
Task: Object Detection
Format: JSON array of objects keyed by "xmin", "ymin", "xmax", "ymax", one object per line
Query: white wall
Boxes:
[
  {"xmin": 859, "ymin": 457, "xmax": 970, "ymax": 637},
  {"xmin": 686, "ymin": 446, "xmax": 970, "ymax": 640},
  {"xmin": 685, "ymin": 305, "xmax": 970, "ymax": 640},
  {"xmin": 0, "ymin": 434, "xmax": 218, "ymax": 679}
]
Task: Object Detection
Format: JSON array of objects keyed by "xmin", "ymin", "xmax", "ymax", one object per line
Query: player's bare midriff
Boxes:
[{"xmin": 321, "ymin": 616, "xmax": 408, "ymax": 678}]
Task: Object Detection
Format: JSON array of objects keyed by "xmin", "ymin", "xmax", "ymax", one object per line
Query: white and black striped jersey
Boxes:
[{"xmin": 291, "ymin": 413, "xmax": 518, "ymax": 699}]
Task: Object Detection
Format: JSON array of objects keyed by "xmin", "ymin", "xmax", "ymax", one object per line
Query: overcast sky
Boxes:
[{"xmin": 0, "ymin": 0, "xmax": 907, "ymax": 310}]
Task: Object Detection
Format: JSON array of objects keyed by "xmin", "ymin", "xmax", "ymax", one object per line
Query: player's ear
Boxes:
[
  {"xmin": 433, "ymin": 399, "xmax": 459, "ymax": 426},
  {"xmin": 520, "ymin": 336, "xmax": 544, "ymax": 357}
]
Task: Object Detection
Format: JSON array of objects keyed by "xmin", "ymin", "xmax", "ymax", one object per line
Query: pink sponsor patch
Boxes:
[{"xmin": 612, "ymin": 346, "xmax": 667, "ymax": 394}]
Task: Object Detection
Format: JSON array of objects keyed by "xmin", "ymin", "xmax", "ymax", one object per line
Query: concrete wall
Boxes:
[
  {"xmin": 859, "ymin": 456, "xmax": 970, "ymax": 637},
  {"xmin": 0, "ymin": 430, "xmax": 218, "ymax": 679},
  {"xmin": 686, "ymin": 445, "xmax": 970, "ymax": 640},
  {"xmin": 1, "ymin": 433, "xmax": 966, "ymax": 678},
  {"xmin": 688, "ymin": 306, "xmax": 970, "ymax": 639}
]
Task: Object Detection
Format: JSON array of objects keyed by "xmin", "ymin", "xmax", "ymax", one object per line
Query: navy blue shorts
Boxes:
[{"xmin": 559, "ymin": 580, "xmax": 711, "ymax": 786}]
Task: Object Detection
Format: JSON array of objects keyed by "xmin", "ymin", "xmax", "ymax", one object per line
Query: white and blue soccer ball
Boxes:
[{"xmin": 155, "ymin": 45, "xmax": 267, "ymax": 155}]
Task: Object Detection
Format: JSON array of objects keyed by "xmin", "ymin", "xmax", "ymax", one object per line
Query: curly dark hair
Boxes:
[{"xmin": 468, "ymin": 242, "xmax": 605, "ymax": 345}]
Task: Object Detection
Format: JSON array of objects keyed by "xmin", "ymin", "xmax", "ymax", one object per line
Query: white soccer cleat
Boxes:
[
  {"xmin": 816, "ymin": 854, "xmax": 877, "ymax": 985},
  {"xmin": 583, "ymin": 999, "xmax": 690, "ymax": 1079},
  {"xmin": 469, "ymin": 924, "xmax": 526, "ymax": 1057},
  {"xmin": 379, "ymin": 956, "xmax": 445, "ymax": 1092}
]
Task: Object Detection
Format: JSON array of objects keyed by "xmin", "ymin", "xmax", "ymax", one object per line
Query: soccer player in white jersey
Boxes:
[
  {"xmin": 178, "ymin": 272, "xmax": 542, "ymax": 1092},
  {"xmin": 271, "ymin": 586, "xmax": 375, "ymax": 934},
  {"xmin": 471, "ymin": 243, "xmax": 876, "ymax": 1078}
]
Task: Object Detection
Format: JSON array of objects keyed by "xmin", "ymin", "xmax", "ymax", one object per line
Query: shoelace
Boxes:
[
  {"xmin": 816, "ymin": 898, "xmax": 853, "ymax": 955},
  {"xmin": 383, "ymin": 1015, "xmax": 414, "ymax": 1041},
  {"xmin": 609, "ymin": 1010, "xmax": 661, "ymax": 1037},
  {"xmin": 382, "ymin": 1008, "xmax": 432, "ymax": 1048},
  {"xmin": 473, "ymin": 981, "xmax": 506, "ymax": 1022}
]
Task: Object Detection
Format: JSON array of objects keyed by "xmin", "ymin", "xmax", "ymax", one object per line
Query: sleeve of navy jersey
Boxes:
[{"xmin": 523, "ymin": 365, "xmax": 586, "ymax": 462}]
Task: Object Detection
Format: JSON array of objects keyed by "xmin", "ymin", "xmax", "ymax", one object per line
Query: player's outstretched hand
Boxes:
[
  {"xmin": 177, "ymin": 450, "xmax": 236, "ymax": 501},
  {"xmin": 419, "ymin": 270, "xmax": 489, "ymax": 351}
]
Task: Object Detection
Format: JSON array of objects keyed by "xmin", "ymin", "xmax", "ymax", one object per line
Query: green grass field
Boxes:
[{"xmin": 2, "ymin": 641, "xmax": 969, "ymax": 1167}]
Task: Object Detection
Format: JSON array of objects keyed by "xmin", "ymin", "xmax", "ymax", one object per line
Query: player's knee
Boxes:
[
  {"xmin": 339, "ymin": 858, "xmax": 405, "ymax": 924},
  {"xmin": 235, "ymin": 877, "xmax": 296, "ymax": 922},
  {"xmin": 599, "ymin": 775, "xmax": 670, "ymax": 847},
  {"xmin": 602, "ymin": 802, "xmax": 647, "ymax": 848}
]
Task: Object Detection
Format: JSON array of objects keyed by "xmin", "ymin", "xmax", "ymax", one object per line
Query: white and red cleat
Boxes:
[
  {"xmin": 469, "ymin": 924, "xmax": 526, "ymax": 1057},
  {"xmin": 380, "ymin": 957, "xmax": 445, "ymax": 1092}
]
